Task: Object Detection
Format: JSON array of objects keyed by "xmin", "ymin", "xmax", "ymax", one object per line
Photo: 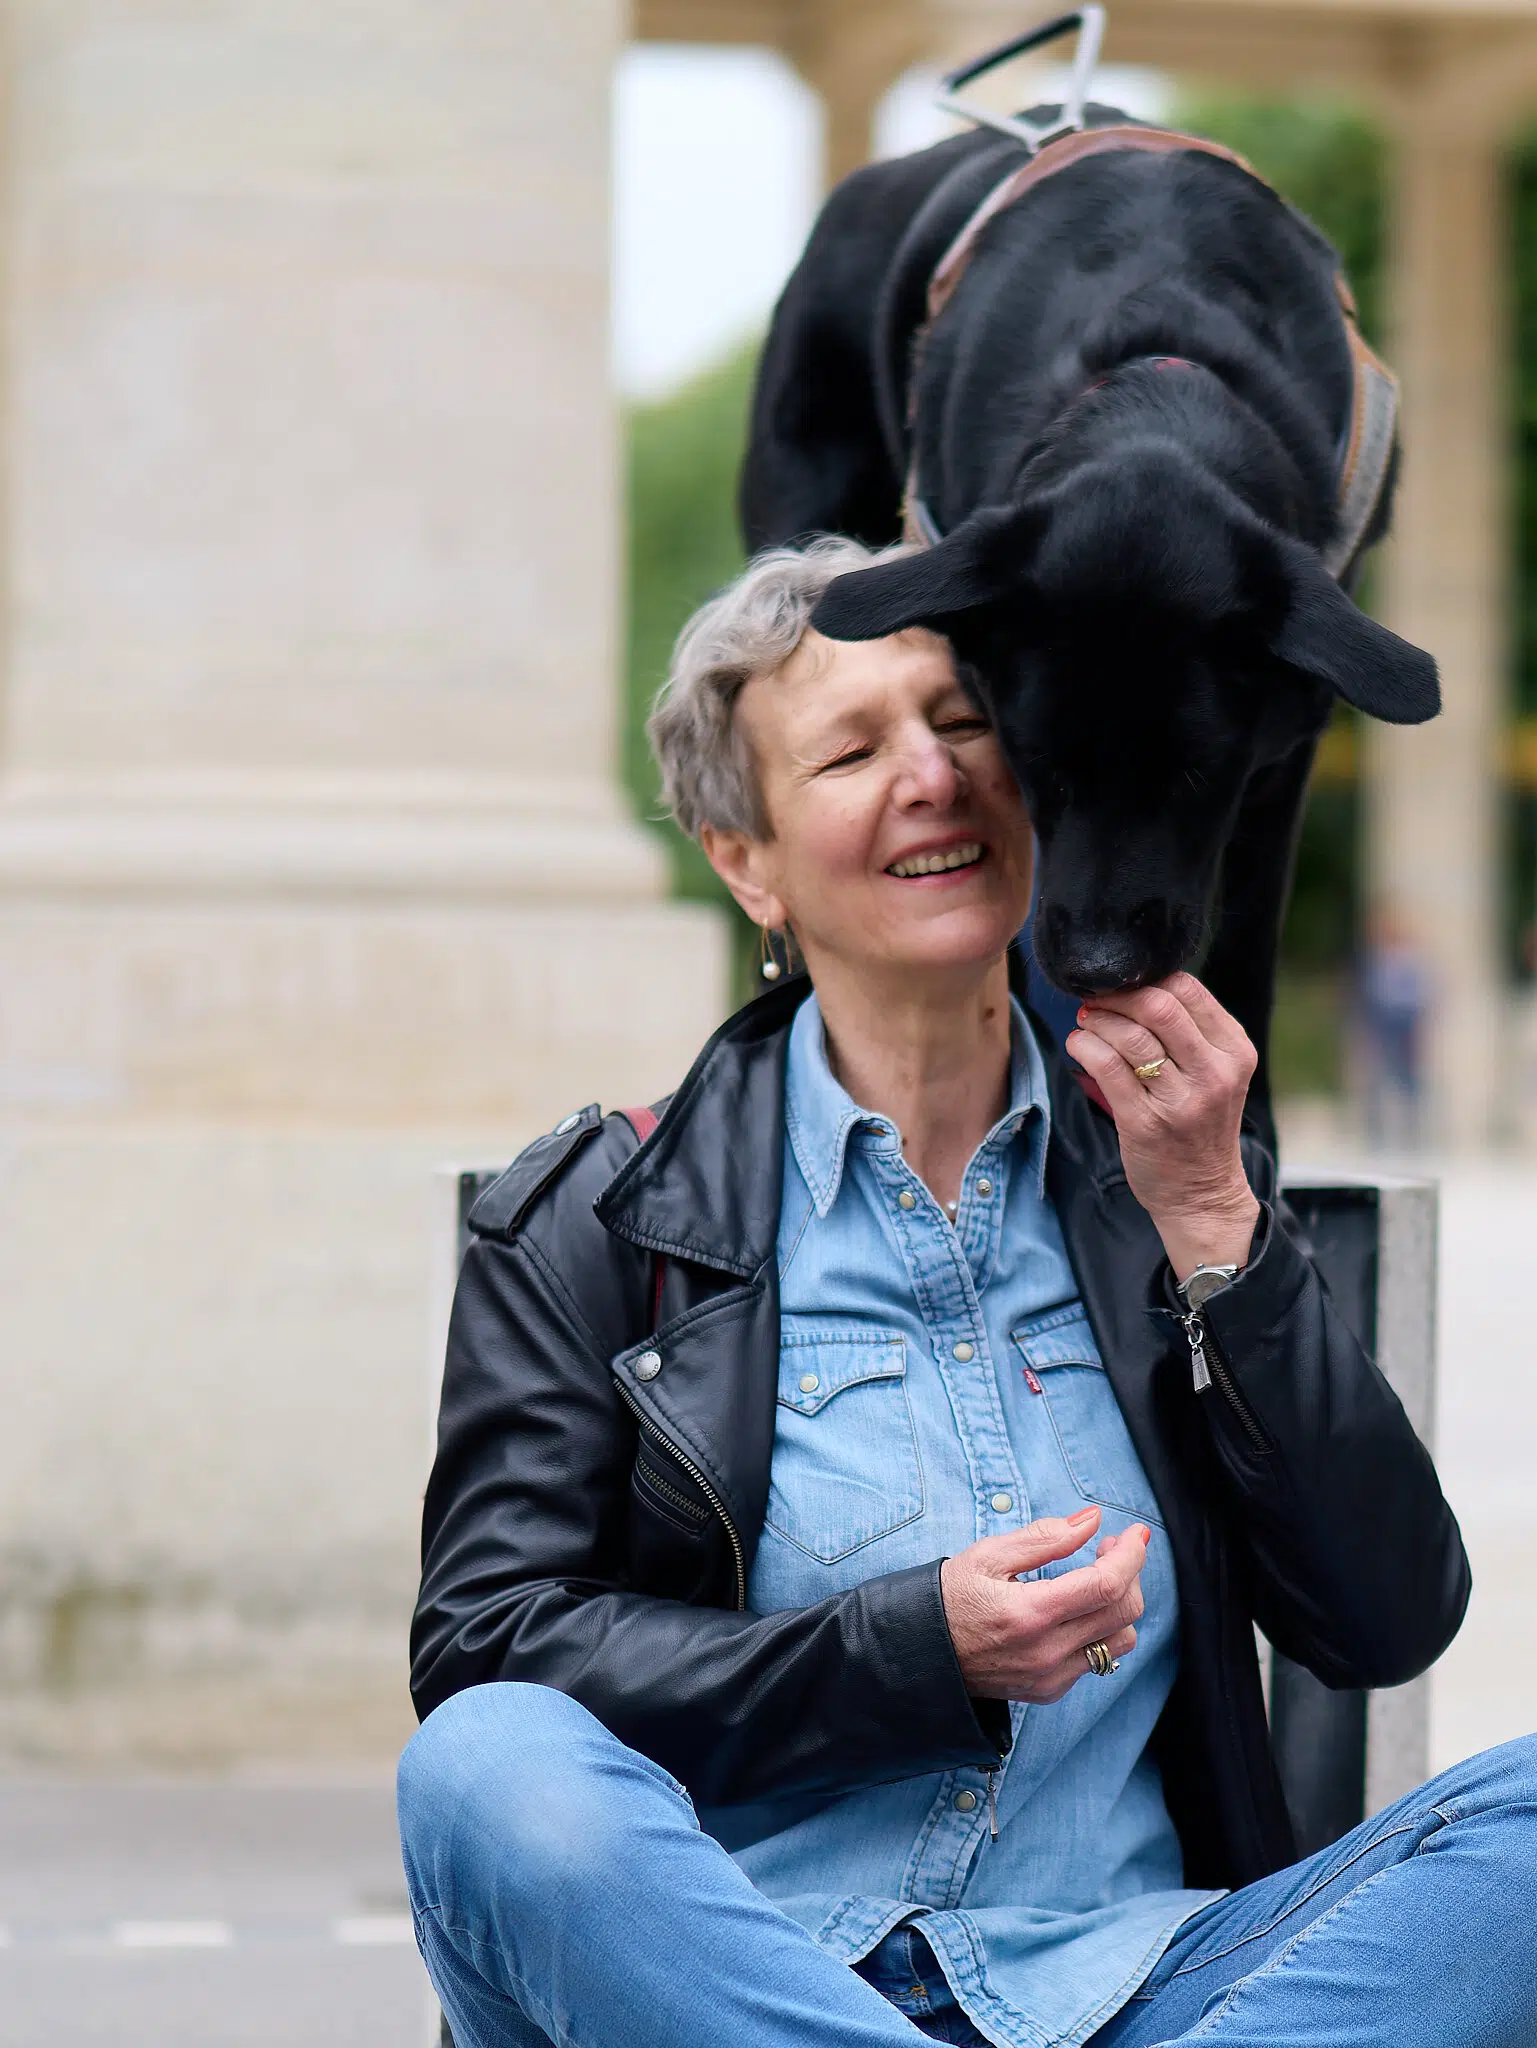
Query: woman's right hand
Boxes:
[{"xmin": 940, "ymin": 1507, "xmax": 1147, "ymax": 1702}]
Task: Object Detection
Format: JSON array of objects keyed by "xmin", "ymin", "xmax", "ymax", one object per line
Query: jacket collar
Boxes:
[
  {"xmin": 593, "ymin": 975, "xmax": 811, "ymax": 1279},
  {"xmin": 594, "ymin": 954, "xmax": 1121, "ymax": 1278}
]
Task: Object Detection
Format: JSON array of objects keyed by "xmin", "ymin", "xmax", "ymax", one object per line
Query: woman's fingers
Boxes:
[
  {"xmin": 1077, "ymin": 982, "xmax": 1215, "ymax": 1080},
  {"xmin": 944, "ymin": 1521, "xmax": 1152, "ymax": 1703},
  {"xmin": 1072, "ymin": 1008, "xmax": 1188, "ymax": 1090},
  {"xmin": 1037, "ymin": 1624, "xmax": 1139, "ymax": 1702},
  {"xmin": 1160, "ymin": 970, "xmax": 1257, "ymax": 1061},
  {"xmin": 1031, "ymin": 1524, "xmax": 1148, "ymax": 1627},
  {"xmin": 1064, "ymin": 1024, "xmax": 1159, "ymax": 1124},
  {"xmin": 972, "ymin": 1509, "xmax": 1101, "ymax": 1579}
]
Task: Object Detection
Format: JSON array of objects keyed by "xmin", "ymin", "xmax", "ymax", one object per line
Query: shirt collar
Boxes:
[{"xmin": 784, "ymin": 988, "xmax": 1053, "ymax": 1218}]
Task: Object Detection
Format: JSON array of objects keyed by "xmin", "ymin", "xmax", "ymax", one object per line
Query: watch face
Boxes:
[{"xmin": 1183, "ymin": 1265, "xmax": 1239, "ymax": 1310}]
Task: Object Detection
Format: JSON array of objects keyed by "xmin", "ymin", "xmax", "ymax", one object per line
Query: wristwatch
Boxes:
[{"xmin": 1175, "ymin": 1261, "xmax": 1242, "ymax": 1310}]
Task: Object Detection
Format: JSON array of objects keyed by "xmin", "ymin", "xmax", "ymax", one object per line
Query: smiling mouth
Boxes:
[{"xmin": 886, "ymin": 841, "xmax": 986, "ymax": 879}]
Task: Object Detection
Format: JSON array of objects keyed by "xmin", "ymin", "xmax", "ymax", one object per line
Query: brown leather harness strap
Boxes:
[
  {"xmin": 901, "ymin": 122, "xmax": 1397, "ymax": 584},
  {"xmin": 619, "ymin": 1106, "xmax": 666, "ymax": 1330}
]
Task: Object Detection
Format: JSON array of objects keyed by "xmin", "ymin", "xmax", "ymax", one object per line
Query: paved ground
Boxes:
[
  {"xmin": 0, "ymin": 1777, "xmax": 434, "ymax": 2047},
  {"xmin": 1406, "ymin": 1159, "xmax": 1537, "ymax": 1768},
  {"xmin": 0, "ymin": 1149, "xmax": 1532, "ymax": 2045}
]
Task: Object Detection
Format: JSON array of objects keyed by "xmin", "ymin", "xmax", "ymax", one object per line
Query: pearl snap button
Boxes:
[
  {"xmin": 634, "ymin": 1350, "xmax": 662, "ymax": 1381},
  {"xmin": 976, "ymin": 1177, "xmax": 994, "ymax": 1198},
  {"xmin": 798, "ymin": 1373, "xmax": 819, "ymax": 1393},
  {"xmin": 952, "ymin": 1341, "xmax": 975, "ymax": 1362},
  {"xmin": 990, "ymin": 1492, "xmax": 1013, "ymax": 1513},
  {"xmin": 954, "ymin": 1790, "xmax": 978, "ymax": 1812},
  {"xmin": 898, "ymin": 1190, "xmax": 917, "ymax": 1211}
]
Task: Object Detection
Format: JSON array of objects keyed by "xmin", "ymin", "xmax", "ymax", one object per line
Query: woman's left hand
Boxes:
[{"xmin": 1066, "ymin": 971, "xmax": 1260, "ymax": 1284}]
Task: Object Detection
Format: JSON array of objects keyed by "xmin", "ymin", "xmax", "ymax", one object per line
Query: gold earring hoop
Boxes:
[{"xmin": 759, "ymin": 921, "xmax": 783, "ymax": 982}]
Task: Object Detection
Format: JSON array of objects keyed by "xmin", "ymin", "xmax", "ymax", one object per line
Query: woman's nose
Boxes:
[{"xmin": 896, "ymin": 734, "xmax": 965, "ymax": 807}]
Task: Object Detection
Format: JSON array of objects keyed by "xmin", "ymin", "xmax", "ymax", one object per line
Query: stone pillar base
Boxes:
[
  {"xmin": 0, "ymin": 783, "xmax": 726, "ymax": 1123},
  {"xmin": 0, "ymin": 1082, "xmax": 716, "ymax": 1758}
]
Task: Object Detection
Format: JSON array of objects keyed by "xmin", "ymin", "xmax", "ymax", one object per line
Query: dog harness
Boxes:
[{"xmin": 900, "ymin": 122, "xmax": 1398, "ymax": 585}]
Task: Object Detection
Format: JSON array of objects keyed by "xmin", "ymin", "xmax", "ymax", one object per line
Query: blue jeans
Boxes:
[{"xmin": 397, "ymin": 1682, "xmax": 1537, "ymax": 2047}]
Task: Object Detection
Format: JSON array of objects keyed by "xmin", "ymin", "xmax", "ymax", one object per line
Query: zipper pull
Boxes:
[
  {"xmin": 1022, "ymin": 1366, "xmax": 1043, "ymax": 1396},
  {"xmin": 1183, "ymin": 1310, "xmax": 1212, "ymax": 1393},
  {"xmin": 984, "ymin": 1767, "xmax": 999, "ymax": 1841}
]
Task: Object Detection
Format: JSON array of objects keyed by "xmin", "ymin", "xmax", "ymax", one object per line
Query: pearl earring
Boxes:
[{"xmin": 759, "ymin": 921, "xmax": 782, "ymax": 981}]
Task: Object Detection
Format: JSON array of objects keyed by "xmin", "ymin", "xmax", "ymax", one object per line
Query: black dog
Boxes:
[{"xmin": 739, "ymin": 108, "xmax": 1439, "ymax": 1142}]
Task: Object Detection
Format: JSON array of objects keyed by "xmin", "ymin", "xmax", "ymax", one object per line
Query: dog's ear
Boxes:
[
  {"xmin": 1269, "ymin": 536, "xmax": 1439, "ymax": 725},
  {"xmin": 810, "ymin": 505, "xmax": 1041, "ymax": 641}
]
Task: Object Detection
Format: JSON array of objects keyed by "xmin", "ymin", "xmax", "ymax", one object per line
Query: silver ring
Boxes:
[{"xmin": 1084, "ymin": 1639, "xmax": 1120, "ymax": 1678}]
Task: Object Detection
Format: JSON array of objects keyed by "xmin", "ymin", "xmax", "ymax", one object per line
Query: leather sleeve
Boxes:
[
  {"xmin": 1192, "ymin": 1183, "xmax": 1471, "ymax": 1690},
  {"xmin": 410, "ymin": 1225, "xmax": 1009, "ymax": 1805}
]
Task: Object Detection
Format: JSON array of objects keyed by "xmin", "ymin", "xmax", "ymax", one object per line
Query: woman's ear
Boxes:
[{"xmin": 699, "ymin": 825, "xmax": 788, "ymax": 931}]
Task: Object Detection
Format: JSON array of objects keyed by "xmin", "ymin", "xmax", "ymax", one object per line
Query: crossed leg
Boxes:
[
  {"xmin": 398, "ymin": 1683, "xmax": 1537, "ymax": 2048},
  {"xmin": 1091, "ymin": 1734, "xmax": 1537, "ymax": 2048},
  {"xmin": 397, "ymin": 1682, "xmax": 933, "ymax": 2048}
]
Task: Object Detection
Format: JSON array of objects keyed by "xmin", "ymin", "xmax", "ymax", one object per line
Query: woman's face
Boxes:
[{"xmin": 708, "ymin": 627, "xmax": 1035, "ymax": 984}]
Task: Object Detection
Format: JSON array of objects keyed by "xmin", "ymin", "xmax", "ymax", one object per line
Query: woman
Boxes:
[{"xmin": 399, "ymin": 539, "xmax": 1516, "ymax": 2048}]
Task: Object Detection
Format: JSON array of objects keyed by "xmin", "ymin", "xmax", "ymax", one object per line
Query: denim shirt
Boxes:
[{"xmin": 695, "ymin": 993, "xmax": 1219, "ymax": 2048}]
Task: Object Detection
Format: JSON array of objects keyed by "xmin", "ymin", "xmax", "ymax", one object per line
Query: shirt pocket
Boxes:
[
  {"xmin": 1011, "ymin": 1303, "xmax": 1164, "ymax": 1528},
  {"xmin": 764, "ymin": 1323, "xmax": 925, "ymax": 1563}
]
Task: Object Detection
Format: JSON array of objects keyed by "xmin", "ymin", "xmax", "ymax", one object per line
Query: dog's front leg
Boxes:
[{"xmin": 1202, "ymin": 733, "xmax": 1324, "ymax": 1161}]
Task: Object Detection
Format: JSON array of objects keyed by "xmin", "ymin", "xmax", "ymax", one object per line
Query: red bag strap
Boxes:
[{"xmin": 619, "ymin": 1106, "xmax": 665, "ymax": 1331}]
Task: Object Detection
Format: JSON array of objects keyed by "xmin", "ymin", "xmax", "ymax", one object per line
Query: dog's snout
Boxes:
[{"xmin": 1034, "ymin": 898, "xmax": 1201, "ymax": 998}]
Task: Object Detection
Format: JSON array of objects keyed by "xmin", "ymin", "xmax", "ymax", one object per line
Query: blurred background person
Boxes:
[{"xmin": 1358, "ymin": 906, "xmax": 1432, "ymax": 1149}]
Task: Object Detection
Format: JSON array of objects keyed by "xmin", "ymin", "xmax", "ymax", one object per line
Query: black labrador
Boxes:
[{"xmin": 739, "ymin": 109, "xmax": 1439, "ymax": 1144}]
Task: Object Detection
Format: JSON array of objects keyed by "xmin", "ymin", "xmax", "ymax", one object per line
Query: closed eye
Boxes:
[{"xmin": 816, "ymin": 745, "xmax": 874, "ymax": 772}]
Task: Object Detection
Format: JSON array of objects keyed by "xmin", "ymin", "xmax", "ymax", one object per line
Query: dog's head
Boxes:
[{"xmin": 809, "ymin": 448, "xmax": 1438, "ymax": 997}]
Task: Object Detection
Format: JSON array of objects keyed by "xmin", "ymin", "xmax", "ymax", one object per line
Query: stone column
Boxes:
[
  {"xmin": 1366, "ymin": 124, "xmax": 1506, "ymax": 1148},
  {"xmin": 789, "ymin": 0, "xmax": 929, "ymax": 188},
  {"xmin": 0, "ymin": 1, "xmax": 724, "ymax": 1747}
]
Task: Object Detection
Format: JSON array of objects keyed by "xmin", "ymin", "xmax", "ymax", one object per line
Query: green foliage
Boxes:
[
  {"xmin": 1508, "ymin": 129, "xmax": 1537, "ymax": 975},
  {"xmin": 1179, "ymin": 96, "xmax": 1386, "ymax": 344},
  {"xmin": 1511, "ymin": 133, "xmax": 1537, "ymax": 719},
  {"xmin": 624, "ymin": 344, "xmax": 755, "ymax": 905},
  {"xmin": 624, "ymin": 343, "xmax": 762, "ymax": 998}
]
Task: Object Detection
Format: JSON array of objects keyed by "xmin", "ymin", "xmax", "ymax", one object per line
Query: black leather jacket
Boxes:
[{"xmin": 411, "ymin": 973, "xmax": 1470, "ymax": 1891}]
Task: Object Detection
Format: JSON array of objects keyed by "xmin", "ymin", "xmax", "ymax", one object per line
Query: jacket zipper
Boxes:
[
  {"xmin": 1180, "ymin": 1308, "xmax": 1271, "ymax": 1454},
  {"xmin": 615, "ymin": 1379, "xmax": 747, "ymax": 1610},
  {"xmin": 636, "ymin": 1454, "xmax": 709, "ymax": 1521}
]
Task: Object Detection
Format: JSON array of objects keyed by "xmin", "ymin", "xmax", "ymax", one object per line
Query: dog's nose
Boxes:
[
  {"xmin": 1050, "ymin": 943, "xmax": 1149, "ymax": 998},
  {"xmin": 1034, "ymin": 900, "xmax": 1187, "ymax": 998}
]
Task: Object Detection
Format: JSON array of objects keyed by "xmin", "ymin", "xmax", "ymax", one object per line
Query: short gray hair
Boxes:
[{"xmin": 648, "ymin": 535, "xmax": 914, "ymax": 840}]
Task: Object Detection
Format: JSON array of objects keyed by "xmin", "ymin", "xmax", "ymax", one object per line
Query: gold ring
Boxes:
[
  {"xmin": 1133, "ymin": 1058, "xmax": 1166, "ymax": 1081},
  {"xmin": 1084, "ymin": 1639, "xmax": 1120, "ymax": 1678}
]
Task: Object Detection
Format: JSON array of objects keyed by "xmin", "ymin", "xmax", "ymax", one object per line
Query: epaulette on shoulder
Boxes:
[{"xmin": 466, "ymin": 1102, "xmax": 604, "ymax": 1241}]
